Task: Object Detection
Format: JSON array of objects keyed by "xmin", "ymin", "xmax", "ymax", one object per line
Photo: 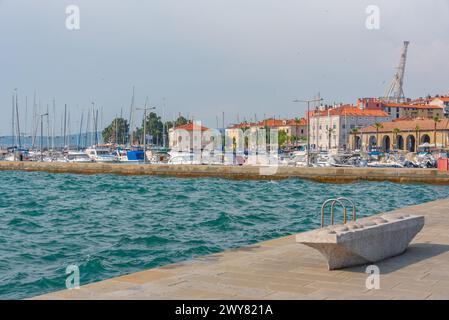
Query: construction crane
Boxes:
[{"xmin": 383, "ymin": 41, "xmax": 410, "ymax": 103}]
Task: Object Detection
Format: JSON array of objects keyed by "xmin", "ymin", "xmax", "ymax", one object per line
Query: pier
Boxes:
[
  {"xmin": 2, "ymin": 161, "xmax": 449, "ymax": 184},
  {"xmin": 34, "ymin": 198, "xmax": 449, "ymax": 300}
]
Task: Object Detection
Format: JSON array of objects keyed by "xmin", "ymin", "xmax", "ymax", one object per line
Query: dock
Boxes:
[
  {"xmin": 34, "ymin": 197, "xmax": 449, "ymax": 300},
  {"xmin": 3, "ymin": 161, "xmax": 449, "ymax": 184}
]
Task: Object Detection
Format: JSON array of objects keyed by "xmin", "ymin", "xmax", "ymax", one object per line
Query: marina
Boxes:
[{"xmin": 1, "ymin": 0, "xmax": 449, "ymax": 306}]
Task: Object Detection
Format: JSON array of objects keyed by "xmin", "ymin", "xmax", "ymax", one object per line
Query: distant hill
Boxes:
[{"xmin": 0, "ymin": 132, "xmax": 103, "ymax": 148}]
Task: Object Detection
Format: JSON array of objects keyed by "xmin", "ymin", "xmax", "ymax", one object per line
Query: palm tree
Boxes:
[
  {"xmin": 433, "ymin": 115, "xmax": 441, "ymax": 147},
  {"xmin": 415, "ymin": 125, "xmax": 421, "ymax": 147},
  {"xmin": 327, "ymin": 128, "xmax": 334, "ymax": 150},
  {"xmin": 393, "ymin": 128, "xmax": 401, "ymax": 150},
  {"xmin": 373, "ymin": 123, "xmax": 383, "ymax": 148},
  {"xmin": 351, "ymin": 128, "xmax": 360, "ymax": 150}
]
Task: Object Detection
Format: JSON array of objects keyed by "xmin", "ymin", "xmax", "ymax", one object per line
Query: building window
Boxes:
[{"xmin": 342, "ymin": 124, "xmax": 346, "ymax": 129}]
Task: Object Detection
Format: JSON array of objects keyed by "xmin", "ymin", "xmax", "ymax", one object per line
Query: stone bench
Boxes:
[{"xmin": 295, "ymin": 213, "xmax": 425, "ymax": 270}]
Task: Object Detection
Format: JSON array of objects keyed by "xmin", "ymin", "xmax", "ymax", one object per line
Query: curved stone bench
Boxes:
[{"xmin": 295, "ymin": 213, "xmax": 425, "ymax": 270}]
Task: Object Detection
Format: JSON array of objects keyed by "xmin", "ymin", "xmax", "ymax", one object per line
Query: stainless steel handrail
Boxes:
[
  {"xmin": 334, "ymin": 197, "xmax": 356, "ymax": 223},
  {"xmin": 321, "ymin": 198, "xmax": 345, "ymax": 228},
  {"xmin": 321, "ymin": 197, "xmax": 356, "ymax": 227}
]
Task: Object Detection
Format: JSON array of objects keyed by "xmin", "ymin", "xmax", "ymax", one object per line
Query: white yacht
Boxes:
[
  {"xmin": 66, "ymin": 151, "xmax": 93, "ymax": 163},
  {"xmin": 167, "ymin": 151, "xmax": 200, "ymax": 165},
  {"xmin": 85, "ymin": 147, "xmax": 117, "ymax": 163}
]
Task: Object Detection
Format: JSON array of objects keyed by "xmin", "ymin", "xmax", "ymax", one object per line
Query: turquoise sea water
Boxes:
[{"xmin": 0, "ymin": 171, "xmax": 448, "ymax": 299}]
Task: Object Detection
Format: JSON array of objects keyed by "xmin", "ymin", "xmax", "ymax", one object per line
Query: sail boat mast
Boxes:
[
  {"xmin": 128, "ymin": 86, "xmax": 135, "ymax": 146},
  {"xmin": 63, "ymin": 104, "xmax": 67, "ymax": 148},
  {"xmin": 78, "ymin": 112, "xmax": 83, "ymax": 150},
  {"xmin": 52, "ymin": 99, "xmax": 56, "ymax": 151},
  {"xmin": 11, "ymin": 92, "xmax": 15, "ymax": 148}
]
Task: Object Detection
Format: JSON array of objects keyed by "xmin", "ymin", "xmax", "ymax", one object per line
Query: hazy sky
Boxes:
[{"xmin": 1, "ymin": 0, "xmax": 449, "ymax": 135}]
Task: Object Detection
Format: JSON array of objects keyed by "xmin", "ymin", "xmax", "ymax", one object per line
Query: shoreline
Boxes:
[{"xmin": 2, "ymin": 161, "xmax": 449, "ymax": 184}]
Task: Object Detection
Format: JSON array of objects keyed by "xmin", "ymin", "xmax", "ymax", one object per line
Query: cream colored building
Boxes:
[
  {"xmin": 356, "ymin": 118, "xmax": 449, "ymax": 152},
  {"xmin": 168, "ymin": 122, "xmax": 213, "ymax": 152},
  {"xmin": 381, "ymin": 103, "xmax": 443, "ymax": 120},
  {"xmin": 227, "ymin": 118, "xmax": 308, "ymax": 147},
  {"xmin": 429, "ymin": 97, "xmax": 449, "ymax": 117},
  {"xmin": 309, "ymin": 105, "xmax": 390, "ymax": 151}
]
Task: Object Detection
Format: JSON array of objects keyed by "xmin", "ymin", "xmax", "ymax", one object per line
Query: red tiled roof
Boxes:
[
  {"xmin": 312, "ymin": 105, "xmax": 389, "ymax": 117},
  {"xmin": 286, "ymin": 118, "xmax": 307, "ymax": 126},
  {"xmin": 382, "ymin": 103, "xmax": 443, "ymax": 109},
  {"xmin": 174, "ymin": 123, "xmax": 209, "ymax": 131},
  {"xmin": 229, "ymin": 122, "xmax": 255, "ymax": 129},
  {"xmin": 360, "ymin": 118, "xmax": 449, "ymax": 133},
  {"xmin": 433, "ymin": 97, "xmax": 449, "ymax": 102},
  {"xmin": 258, "ymin": 119, "xmax": 286, "ymax": 127},
  {"xmin": 229, "ymin": 118, "xmax": 307, "ymax": 129}
]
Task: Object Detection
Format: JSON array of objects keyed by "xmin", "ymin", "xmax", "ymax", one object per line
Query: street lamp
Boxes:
[
  {"xmin": 136, "ymin": 105, "xmax": 156, "ymax": 163},
  {"xmin": 40, "ymin": 112, "xmax": 49, "ymax": 162},
  {"xmin": 293, "ymin": 97, "xmax": 323, "ymax": 166}
]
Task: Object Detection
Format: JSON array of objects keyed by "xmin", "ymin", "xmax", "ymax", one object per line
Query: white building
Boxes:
[
  {"xmin": 168, "ymin": 122, "xmax": 211, "ymax": 152},
  {"xmin": 309, "ymin": 105, "xmax": 390, "ymax": 151}
]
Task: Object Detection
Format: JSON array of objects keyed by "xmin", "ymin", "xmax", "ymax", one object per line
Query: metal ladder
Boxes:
[{"xmin": 320, "ymin": 197, "xmax": 356, "ymax": 228}]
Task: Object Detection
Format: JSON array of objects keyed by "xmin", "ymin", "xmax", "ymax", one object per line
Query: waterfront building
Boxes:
[
  {"xmin": 380, "ymin": 103, "xmax": 443, "ymax": 120},
  {"xmin": 356, "ymin": 117, "xmax": 449, "ymax": 152},
  {"xmin": 309, "ymin": 105, "xmax": 389, "ymax": 151},
  {"xmin": 357, "ymin": 98, "xmax": 444, "ymax": 120},
  {"xmin": 429, "ymin": 97, "xmax": 449, "ymax": 117},
  {"xmin": 168, "ymin": 122, "xmax": 211, "ymax": 152},
  {"xmin": 227, "ymin": 118, "xmax": 308, "ymax": 146}
]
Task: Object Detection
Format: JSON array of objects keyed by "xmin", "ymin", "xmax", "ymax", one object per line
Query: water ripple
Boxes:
[{"xmin": 0, "ymin": 170, "xmax": 448, "ymax": 299}]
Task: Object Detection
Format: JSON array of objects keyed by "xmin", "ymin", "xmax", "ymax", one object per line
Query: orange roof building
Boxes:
[
  {"xmin": 356, "ymin": 118, "xmax": 449, "ymax": 152},
  {"xmin": 174, "ymin": 122, "xmax": 209, "ymax": 132},
  {"xmin": 309, "ymin": 104, "xmax": 390, "ymax": 151},
  {"xmin": 430, "ymin": 97, "xmax": 449, "ymax": 117},
  {"xmin": 227, "ymin": 117, "xmax": 308, "ymax": 145},
  {"xmin": 312, "ymin": 105, "xmax": 389, "ymax": 117}
]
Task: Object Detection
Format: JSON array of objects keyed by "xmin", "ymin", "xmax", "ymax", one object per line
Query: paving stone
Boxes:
[{"xmin": 33, "ymin": 198, "xmax": 449, "ymax": 300}]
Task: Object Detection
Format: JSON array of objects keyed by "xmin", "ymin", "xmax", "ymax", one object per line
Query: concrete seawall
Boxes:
[{"xmin": 2, "ymin": 161, "xmax": 449, "ymax": 184}]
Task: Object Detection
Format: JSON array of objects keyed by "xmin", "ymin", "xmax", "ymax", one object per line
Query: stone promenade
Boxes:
[{"xmin": 33, "ymin": 197, "xmax": 449, "ymax": 300}]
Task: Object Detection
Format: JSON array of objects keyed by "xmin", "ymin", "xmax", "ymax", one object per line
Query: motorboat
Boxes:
[
  {"xmin": 66, "ymin": 151, "xmax": 94, "ymax": 163},
  {"xmin": 85, "ymin": 147, "xmax": 117, "ymax": 162},
  {"xmin": 114, "ymin": 148, "xmax": 144, "ymax": 162}
]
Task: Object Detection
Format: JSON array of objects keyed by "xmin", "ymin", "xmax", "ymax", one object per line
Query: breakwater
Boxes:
[{"xmin": 1, "ymin": 161, "xmax": 449, "ymax": 184}]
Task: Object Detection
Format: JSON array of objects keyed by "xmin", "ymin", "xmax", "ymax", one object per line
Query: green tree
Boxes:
[
  {"xmin": 373, "ymin": 122, "xmax": 383, "ymax": 147},
  {"xmin": 278, "ymin": 129, "xmax": 288, "ymax": 147},
  {"xmin": 415, "ymin": 125, "xmax": 421, "ymax": 147},
  {"xmin": 327, "ymin": 128, "xmax": 334, "ymax": 150},
  {"xmin": 433, "ymin": 115, "xmax": 441, "ymax": 147},
  {"xmin": 351, "ymin": 128, "xmax": 360, "ymax": 150},
  {"xmin": 393, "ymin": 128, "xmax": 401, "ymax": 149},
  {"xmin": 102, "ymin": 117, "xmax": 129, "ymax": 144},
  {"xmin": 164, "ymin": 115, "xmax": 190, "ymax": 130},
  {"xmin": 135, "ymin": 112, "xmax": 164, "ymax": 145}
]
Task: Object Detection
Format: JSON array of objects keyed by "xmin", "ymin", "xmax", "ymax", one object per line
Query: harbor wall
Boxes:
[{"xmin": 2, "ymin": 161, "xmax": 449, "ymax": 184}]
